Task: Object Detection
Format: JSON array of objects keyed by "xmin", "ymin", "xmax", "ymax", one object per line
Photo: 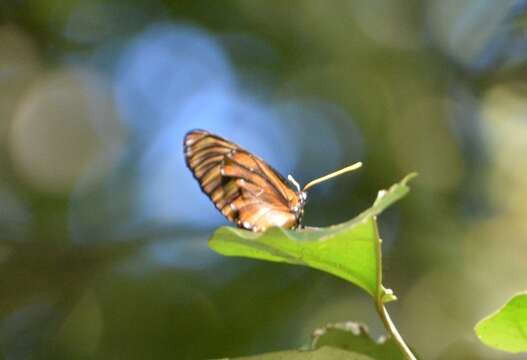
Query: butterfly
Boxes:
[{"xmin": 184, "ymin": 129, "xmax": 361, "ymax": 232}]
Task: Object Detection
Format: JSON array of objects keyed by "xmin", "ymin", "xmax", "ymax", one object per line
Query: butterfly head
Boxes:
[
  {"xmin": 291, "ymin": 190, "xmax": 307, "ymax": 228},
  {"xmin": 288, "ymin": 175, "xmax": 305, "ymax": 198},
  {"xmin": 298, "ymin": 190, "xmax": 307, "ymax": 211},
  {"xmin": 287, "ymin": 174, "xmax": 307, "ymax": 225}
]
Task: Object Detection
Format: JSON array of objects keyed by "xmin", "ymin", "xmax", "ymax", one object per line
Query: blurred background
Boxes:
[{"xmin": 1, "ymin": 1, "xmax": 527, "ymax": 359}]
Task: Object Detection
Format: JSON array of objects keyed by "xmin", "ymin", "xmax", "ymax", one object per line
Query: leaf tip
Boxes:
[{"xmin": 402, "ymin": 172, "xmax": 418, "ymax": 185}]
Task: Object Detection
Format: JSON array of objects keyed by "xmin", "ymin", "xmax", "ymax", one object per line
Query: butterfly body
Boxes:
[{"xmin": 184, "ymin": 129, "xmax": 306, "ymax": 232}]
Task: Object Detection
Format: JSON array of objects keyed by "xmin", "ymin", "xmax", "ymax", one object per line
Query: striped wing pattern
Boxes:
[{"xmin": 184, "ymin": 130, "xmax": 302, "ymax": 231}]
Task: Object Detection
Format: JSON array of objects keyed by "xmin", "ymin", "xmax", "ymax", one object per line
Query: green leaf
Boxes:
[
  {"xmin": 209, "ymin": 174, "xmax": 416, "ymax": 298},
  {"xmin": 475, "ymin": 292, "xmax": 527, "ymax": 353},
  {"xmin": 230, "ymin": 346, "xmax": 374, "ymax": 360},
  {"xmin": 311, "ymin": 321, "xmax": 404, "ymax": 360}
]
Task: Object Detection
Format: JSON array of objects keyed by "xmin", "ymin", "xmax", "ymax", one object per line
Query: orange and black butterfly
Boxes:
[{"xmin": 184, "ymin": 129, "xmax": 361, "ymax": 232}]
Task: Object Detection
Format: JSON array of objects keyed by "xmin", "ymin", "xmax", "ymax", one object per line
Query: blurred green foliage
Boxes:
[{"xmin": 310, "ymin": 321, "xmax": 404, "ymax": 360}]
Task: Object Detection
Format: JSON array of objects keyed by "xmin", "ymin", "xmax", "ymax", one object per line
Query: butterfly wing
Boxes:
[{"xmin": 184, "ymin": 129, "xmax": 302, "ymax": 231}]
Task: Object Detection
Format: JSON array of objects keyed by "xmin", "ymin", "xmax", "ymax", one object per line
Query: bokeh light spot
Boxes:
[{"xmin": 9, "ymin": 67, "xmax": 124, "ymax": 194}]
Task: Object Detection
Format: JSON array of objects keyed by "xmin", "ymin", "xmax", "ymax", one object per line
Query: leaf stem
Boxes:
[
  {"xmin": 375, "ymin": 298, "xmax": 416, "ymax": 360},
  {"xmin": 372, "ymin": 216, "xmax": 417, "ymax": 360}
]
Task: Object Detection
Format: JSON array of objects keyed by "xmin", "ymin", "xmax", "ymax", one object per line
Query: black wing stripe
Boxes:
[
  {"xmin": 251, "ymin": 155, "xmax": 290, "ymax": 203},
  {"xmin": 188, "ymin": 143, "xmax": 234, "ymax": 155},
  {"xmin": 188, "ymin": 147, "xmax": 232, "ymax": 164},
  {"xmin": 198, "ymin": 162, "xmax": 223, "ymax": 182},
  {"xmin": 224, "ymin": 153, "xmax": 288, "ymax": 201},
  {"xmin": 207, "ymin": 179, "xmax": 230, "ymax": 200},
  {"xmin": 194, "ymin": 158, "xmax": 224, "ymax": 177},
  {"xmin": 187, "ymin": 132, "xmax": 290, "ymax": 204},
  {"xmin": 185, "ymin": 131, "xmax": 236, "ymax": 149},
  {"xmin": 197, "ymin": 152, "xmax": 289, "ymax": 205},
  {"xmin": 189, "ymin": 151, "xmax": 229, "ymax": 165}
]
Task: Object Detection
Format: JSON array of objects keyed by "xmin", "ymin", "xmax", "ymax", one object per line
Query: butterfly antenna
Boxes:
[
  {"xmin": 287, "ymin": 174, "xmax": 301, "ymax": 192},
  {"xmin": 302, "ymin": 162, "xmax": 362, "ymax": 191}
]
